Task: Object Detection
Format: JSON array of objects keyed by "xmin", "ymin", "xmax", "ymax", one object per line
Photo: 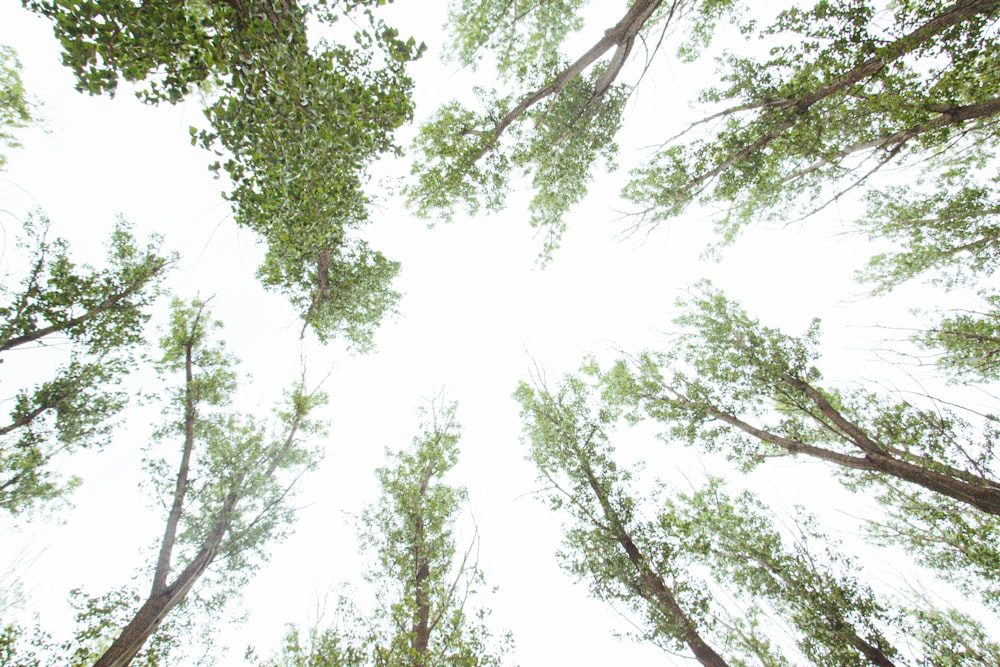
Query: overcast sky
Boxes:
[{"xmin": 0, "ymin": 2, "xmax": 989, "ymax": 665}]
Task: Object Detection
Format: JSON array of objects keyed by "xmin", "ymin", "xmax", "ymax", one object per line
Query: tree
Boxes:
[
  {"xmin": 0, "ymin": 298, "xmax": 326, "ymax": 666},
  {"xmin": 515, "ymin": 374, "xmax": 733, "ymax": 667},
  {"xmin": 589, "ymin": 282, "xmax": 1000, "ymax": 611},
  {"xmin": 914, "ymin": 293, "xmax": 1000, "ymax": 383},
  {"xmin": 407, "ymin": 0, "xmax": 667, "ymax": 256},
  {"xmin": 260, "ymin": 400, "xmax": 508, "ymax": 667},
  {"xmin": 515, "ymin": 370, "xmax": 1000, "ymax": 666},
  {"xmin": 22, "ymin": 0, "xmax": 422, "ymax": 344},
  {"xmin": 69, "ymin": 298, "xmax": 325, "ymax": 667},
  {"xmin": 408, "ymin": 0, "xmax": 1000, "ymax": 257},
  {"xmin": 0, "ymin": 217, "xmax": 172, "ymax": 515}
]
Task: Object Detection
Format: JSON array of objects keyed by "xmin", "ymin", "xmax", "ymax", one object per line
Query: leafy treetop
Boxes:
[
  {"xmin": 25, "ymin": 0, "xmax": 423, "ymax": 346},
  {"xmin": 259, "ymin": 399, "xmax": 508, "ymax": 667}
]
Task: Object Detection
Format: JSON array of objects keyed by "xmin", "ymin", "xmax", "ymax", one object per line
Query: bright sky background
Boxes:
[{"xmin": 0, "ymin": 1, "xmax": 991, "ymax": 665}]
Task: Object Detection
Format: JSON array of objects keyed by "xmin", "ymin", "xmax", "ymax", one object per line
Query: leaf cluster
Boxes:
[{"xmin": 0, "ymin": 44, "xmax": 34, "ymax": 168}]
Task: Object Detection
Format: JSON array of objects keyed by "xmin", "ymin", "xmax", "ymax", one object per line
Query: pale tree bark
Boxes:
[
  {"xmin": 92, "ymin": 489, "xmax": 240, "ymax": 667},
  {"xmin": 151, "ymin": 305, "xmax": 205, "ymax": 594},
  {"xmin": 410, "ymin": 462, "xmax": 435, "ymax": 667}
]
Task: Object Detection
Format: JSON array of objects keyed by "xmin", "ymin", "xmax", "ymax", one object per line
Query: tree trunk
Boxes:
[
  {"xmin": 410, "ymin": 464, "xmax": 435, "ymax": 667},
  {"xmin": 92, "ymin": 507, "xmax": 231, "ymax": 667}
]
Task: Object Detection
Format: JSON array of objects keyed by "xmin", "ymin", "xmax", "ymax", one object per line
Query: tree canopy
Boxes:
[
  {"xmin": 24, "ymin": 0, "xmax": 422, "ymax": 345},
  {"xmin": 408, "ymin": 0, "xmax": 1000, "ymax": 258},
  {"xmin": 260, "ymin": 400, "xmax": 507, "ymax": 667},
  {"xmin": 5, "ymin": 0, "xmax": 1000, "ymax": 665}
]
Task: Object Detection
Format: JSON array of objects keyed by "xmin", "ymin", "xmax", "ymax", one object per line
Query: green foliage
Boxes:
[
  {"xmin": 25, "ymin": 0, "xmax": 230, "ymax": 103},
  {"xmin": 517, "ymin": 370, "xmax": 1000, "ymax": 664},
  {"xmin": 0, "ymin": 217, "xmax": 171, "ymax": 515},
  {"xmin": 906, "ymin": 603, "xmax": 1000, "ymax": 666},
  {"xmin": 513, "ymin": 73, "xmax": 626, "ymax": 258},
  {"xmin": 0, "ymin": 44, "xmax": 34, "ymax": 168},
  {"xmin": 193, "ymin": 20, "xmax": 418, "ymax": 346},
  {"xmin": 39, "ymin": 299, "xmax": 330, "ymax": 666},
  {"xmin": 259, "ymin": 623, "xmax": 369, "ymax": 667},
  {"xmin": 148, "ymin": 299, "xmax": 325, "ymax": 587},
  {"xmin": 623, "ymin": 0, "xmax": 1000, "ymax": 241},
  {"xmin": 515, "ymin": 375, "xmax": 730, "ymax": 660},
  {"xmin": 421, "ymin": 0, "xmax": 1000, "ymax": 260},
  {"xmin": 867, "ymin": 482, "xmax": 1000, "ymax": 614},
  {"xmin": 679, "ymin": 482, "xmax": 900, "ymax": 667},
  {"xmin": 407, "ymin": 0, "xmax": 652, "ymax": 257},
  {"xmin": 589, "ymin": 284, "xmax": 1000, "ymax": 612},
  {"xmin": 915, "ymin": 293, "xmax": 1000, "ymax": 383},
  {"xmin": 407, "ymin": 95, "xmax": 514, "ymax": 222},
  {"xmin": 261, "ymin": 400, "xmax": 508, "ymax": 667},
  {"xmin": 859, "ymin": 170, "xmax": 1000, "ymax": 293},
  {"xmin": 0, "ymin": 216, "xmax": 170, "ymax": 355},
  {"xmin": 0, "ymin": 622, "xmax": 51, "ymax": 667},
  {"xmin": 444, "ymin": 0, "xmax": 587, "ymax": 76},
  {"xmin": 26, "ymin": 0, "xmax": 422, "ymax": 343}
]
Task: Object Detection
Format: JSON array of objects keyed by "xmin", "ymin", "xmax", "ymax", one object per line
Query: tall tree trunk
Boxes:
[
  {"xmin": 92, "ymin": 491, "xmax": 237, "ymax": 667},
  {"xmin": 410, "ymin": 464, "xmax": 435, "ymax": 667},
  {"xmin": 152, "ymin": 328, "xmax": 201, "ymax": 594}
]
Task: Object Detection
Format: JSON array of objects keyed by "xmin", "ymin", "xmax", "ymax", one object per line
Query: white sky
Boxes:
[{"xmin": 0, "ymin": 1, "xmax": 991, "ymax": 665}]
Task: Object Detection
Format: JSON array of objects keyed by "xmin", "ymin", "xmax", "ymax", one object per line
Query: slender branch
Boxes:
[
  {"xmin": 0, "ymin": 397, "xmax": 59, "ymax": 436},
  {"xmin": 429, "ymin": 524, "xmax": 478, "ymax": 634},
  {"xmin": 152, "ymin": 302, "xmax": 207, "ymax": 594}
]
